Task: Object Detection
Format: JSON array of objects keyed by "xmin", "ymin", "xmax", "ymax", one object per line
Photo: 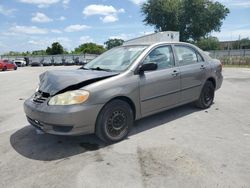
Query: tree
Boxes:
[
  {"xmin": 32, "ymin": 50, "xmax": 46, "ymax": 55},
  {"xmin": 233, "ymin": 38, "xmax": 250, "ymax": 49},
  {"xmin": 3, "ymin": 51, "xmax": 30, "ymax": 56},
  {"xmin": 104, "ymin": 38, "xmax": 124, "ymax": 50},
  {"xmin": 196, "ymin": 36, "xmax": 220, "ymax": 51},
  {"xmin": 74, "ymin": 43, "xmax": 106, "ymax": 54},
  {"xmin": 142, "ymin": 0, "xmax": 229, "ymax": 42},
  {"xmin": 46, "ymin": 42, "xmax": 64, "ymax": 55}
]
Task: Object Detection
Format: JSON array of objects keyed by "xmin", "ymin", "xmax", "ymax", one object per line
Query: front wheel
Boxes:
[
  {"xmin": 96, "ymin": 100, "xmax": 134, "ymax": 143},
  {"xmin": 195, "ymin": 81, "xmax": 215, "ymax": 109}
]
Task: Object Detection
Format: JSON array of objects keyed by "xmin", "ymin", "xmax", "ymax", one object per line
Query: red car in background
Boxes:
[{"xmin": 0, "ymin": 60, "xmax": 17, "ymax": 71}]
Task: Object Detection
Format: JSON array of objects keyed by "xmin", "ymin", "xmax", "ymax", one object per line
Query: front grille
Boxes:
[{"xmin": 33, "ymin": 91, "xmax": 50, "ymax": 103}]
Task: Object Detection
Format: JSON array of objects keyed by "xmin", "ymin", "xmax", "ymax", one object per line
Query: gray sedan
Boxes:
[{"xmin": 24, "ymin": 42, "xmax": 223, "ymax": 143}]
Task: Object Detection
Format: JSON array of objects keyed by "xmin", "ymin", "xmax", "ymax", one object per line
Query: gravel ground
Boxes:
[{"xmin": 0, "ymin": 66, "xmax": 250, "ymax": 188}]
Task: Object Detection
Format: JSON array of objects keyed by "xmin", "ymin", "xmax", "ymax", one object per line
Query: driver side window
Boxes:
[{"xmin": 143, "ymin": 46, "xmax": 175, "ymax": 70}]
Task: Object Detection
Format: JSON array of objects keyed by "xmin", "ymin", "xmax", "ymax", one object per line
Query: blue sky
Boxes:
[{"xmin": 0, "ymin": 0, "xmax": 250, "ymax": 54}]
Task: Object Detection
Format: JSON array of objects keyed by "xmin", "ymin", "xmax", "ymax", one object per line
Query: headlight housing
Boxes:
[{"xmin": 48, "ymin": 90, "xmax": 89, "ymax": 105}]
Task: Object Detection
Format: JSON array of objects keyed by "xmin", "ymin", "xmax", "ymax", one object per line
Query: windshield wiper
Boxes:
[
  {"xmin": 90, "ymin": 67, "xmax": 112, "ymax": 72},
  {"xmin": 79, "ymin": 66, "xmax": 89, "ymax": 70}
]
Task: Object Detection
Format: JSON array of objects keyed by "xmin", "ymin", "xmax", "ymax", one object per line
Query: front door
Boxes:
[{"xmin": 139, "ymin": 45, "xmax": 181, "ymax": 116}]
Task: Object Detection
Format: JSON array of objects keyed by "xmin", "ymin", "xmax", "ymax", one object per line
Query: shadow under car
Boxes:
[{"xmin": 10, "ymin": 104, "xmax": 201, "ymax": 161}]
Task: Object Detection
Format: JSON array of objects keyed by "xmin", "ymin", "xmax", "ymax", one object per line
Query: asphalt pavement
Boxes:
[{"xmin": 0, "ymin": 66, "xmax": 250, "ymax": 188}]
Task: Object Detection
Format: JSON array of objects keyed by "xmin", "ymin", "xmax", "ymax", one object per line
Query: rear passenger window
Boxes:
[
  {"xmin": 143, "ymin": 46, "xmax": 175, "ymax": 70},
  {"xmin": 175, "ymin": 46, "xmax": 198, "ymax": 66}
]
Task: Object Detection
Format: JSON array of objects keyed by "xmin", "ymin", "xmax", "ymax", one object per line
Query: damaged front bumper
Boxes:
[{"xmin": 23, "ymin": 97, "xmax": 103, "ymax": 136}]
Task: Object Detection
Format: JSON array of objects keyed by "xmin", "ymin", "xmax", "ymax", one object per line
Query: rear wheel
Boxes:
[
  {"xmin": 2, "ymin": 66, "xmax": 7, "ymax": 71},
  {"xmin": 195, "ymin": 81, "xmax": 215, "ymax": 109},
  {"xmin": 96, "ymin": 99, "xmax": 134, "ymax": 143}
]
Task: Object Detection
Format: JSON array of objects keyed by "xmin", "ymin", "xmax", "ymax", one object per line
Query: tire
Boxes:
[
  {"xmin": 2, "ymin": 66, "xmax": 7, "ymax": 71},
  {"xmin": 14, "ymin": 67, "xmax": 17, "ymax": 70},
  {"xmin": 195, "ymin": 81, "xmax": 215, "ymax": 109},
  {"xmin": 96, "ymin": 99, "xmax": 134, "ymax": 143}
]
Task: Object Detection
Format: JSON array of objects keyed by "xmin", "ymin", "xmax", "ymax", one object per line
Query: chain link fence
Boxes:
[
  {"xmin": 209, "ymin": 49, "xmax": 250, "ymax": 66},
  {"xmin": 208, "ymin": 49, "xmax": 250, "ymax": 58}
]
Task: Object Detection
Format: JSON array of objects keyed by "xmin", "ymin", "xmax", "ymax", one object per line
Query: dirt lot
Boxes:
[{"xmin": 0, "ymin": 66, "xmax": 250, "ymax": 188}]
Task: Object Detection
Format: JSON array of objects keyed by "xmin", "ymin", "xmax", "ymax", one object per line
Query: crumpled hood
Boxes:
[{"xmin": 38, "ymin": 69, "xmax": 118, "ymax": 95}]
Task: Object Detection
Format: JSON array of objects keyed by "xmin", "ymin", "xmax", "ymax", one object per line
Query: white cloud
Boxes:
[
  {"xmin": 27, "ymin": 37, "xmax": 72, "ymax": 49},
  {"xmin": 57, "ymin": 16, "xmax": 66, "ymax": 21},
  {"xmin": 28, "ymin": 40, "xmax": 40, "ymax": 45},
  {"xmin": 10, "ymin": 25, "xmax": 48, "ymax": 35},
  {"xmin": 100, "ymin": 15, "xmax": 118, "ymax": 23},
  {"xmin": 118, "ymin": 8, "xmax": 125, "ymax": 13},
  {"xmin": 83, "ymin": 4, "xmax": 117, "ymax": 16},
  {"xmin": 0, "ymin": 5, "xmax": 17, "ymax": 16},
  {"xmin": 64, "ymin": 24, "xmax": 90, "ymax": 32},
  {"xmin": 110, "ymin": 33, "xmax": 136, "ymax": 40},
  {"xmin": 31, "ymin": 12, "xmax": 53, "ymax": 23},
  {"xmin": 80, "ymin": 36, "xmax": 94, "ymax": 43},
  {"xmin": 51, "ymin": 29, "xmax": 62, "ymax": 34},
  {"xmin": 19, "ymin": 0, "xmax": 61, "ymax": 8},
  {"xmin": 83, "ymin": 4, "xmax": 125, "ymax": 23},
  {"xmin": 62, "ymin": 0, "xmax": 70, "ymax": 8},
  {"xmin": 129, "ymin": 0, "xmax": 146, "ymax": 5}
]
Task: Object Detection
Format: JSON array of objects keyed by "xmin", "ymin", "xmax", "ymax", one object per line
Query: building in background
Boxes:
[{"xmin": 124, "ymin": 31, "xmax": 180, "ymax": 45}]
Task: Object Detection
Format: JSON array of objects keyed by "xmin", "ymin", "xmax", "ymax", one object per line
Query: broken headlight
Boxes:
[{"xmin": 48, "ymin": 90, "xmax": 89, "ymax": 105}]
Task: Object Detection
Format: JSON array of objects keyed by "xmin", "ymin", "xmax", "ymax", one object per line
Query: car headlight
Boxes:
[{"xmin": 48, "ymin": 90, "xmax": 89, "ymax": 105}]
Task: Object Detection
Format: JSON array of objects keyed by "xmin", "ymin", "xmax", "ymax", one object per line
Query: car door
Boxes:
[
  {"xmin": 174, "ymin": 45, "xmax": 207, "ymax": 103},
  {"xmin": 8, "ymin": 61, "xmax": 14, "ymax": 69},
  {"xmin": 139, "ymin": 45, "xmax": 181, "ymax": 116},
  {"xmin": 3, "ymin": 60, "xmax": 10, "ymax": 70}
]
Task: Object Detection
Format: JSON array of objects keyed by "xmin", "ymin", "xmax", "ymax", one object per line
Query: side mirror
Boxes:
[{"xmin": 138, "ymin": 63, "xmax": 157, "ymax": 74}]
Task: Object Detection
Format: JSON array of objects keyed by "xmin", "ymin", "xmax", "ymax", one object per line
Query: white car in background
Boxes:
[{"xmin": 14, "ymin": 58, "xmax": 26, "ymax": 67}]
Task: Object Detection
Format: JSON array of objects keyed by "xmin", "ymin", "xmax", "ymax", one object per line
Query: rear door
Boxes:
[
  {"xmin": 174, "ymin": 45, "xmax": 207, "ymax": 103},
  {"xmin": 139, "ymin": 45, "xmax": 181, "ymax": 116}
]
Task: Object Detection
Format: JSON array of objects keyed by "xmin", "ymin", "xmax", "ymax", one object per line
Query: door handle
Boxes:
[
  {"xmin": 172, "ymin": 70, "xmax": 179, "ymax": 77},
  {"xmin": 200, "ymin": 65, "xmax": 206, "ymax": 70}
]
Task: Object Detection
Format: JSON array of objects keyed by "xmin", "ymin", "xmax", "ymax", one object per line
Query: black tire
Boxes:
[
  {"xmin": 2, "ymin": 66, "xmax": 7, "ymax": 71},
  {"xmin": 14, "ymin": 67, "xmax": 17, "ymax": 70},
  {"xmin": 195, "ymin": 81, "xmax": 215, "ymax": 109},
  {"xmin": 96, "ymin": 99, "xmax": 134, "ymax": 143}
]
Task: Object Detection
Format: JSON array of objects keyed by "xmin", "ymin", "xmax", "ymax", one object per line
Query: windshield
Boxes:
[{"xmin": 84, "ymin": 45, "xmax": 148, "ymax": 72}]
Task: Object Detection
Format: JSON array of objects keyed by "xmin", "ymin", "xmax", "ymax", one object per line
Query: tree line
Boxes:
[{"xmin": 3, "ymin": 38, "xmax": 124, "ymax": 56}]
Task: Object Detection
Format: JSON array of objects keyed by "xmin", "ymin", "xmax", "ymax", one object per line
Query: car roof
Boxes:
[
  {"xmin": 123, "ymin": 41, "xmax": 194, "ymax": 46},
  {"xmin": 122, "ymin": 41, "xmax": 205, "ymax": 54}
]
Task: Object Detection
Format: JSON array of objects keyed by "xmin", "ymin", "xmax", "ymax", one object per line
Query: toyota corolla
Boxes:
[{"xmin": 24, "ymin": 42, "xmax": 223, "ymax": 143}]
